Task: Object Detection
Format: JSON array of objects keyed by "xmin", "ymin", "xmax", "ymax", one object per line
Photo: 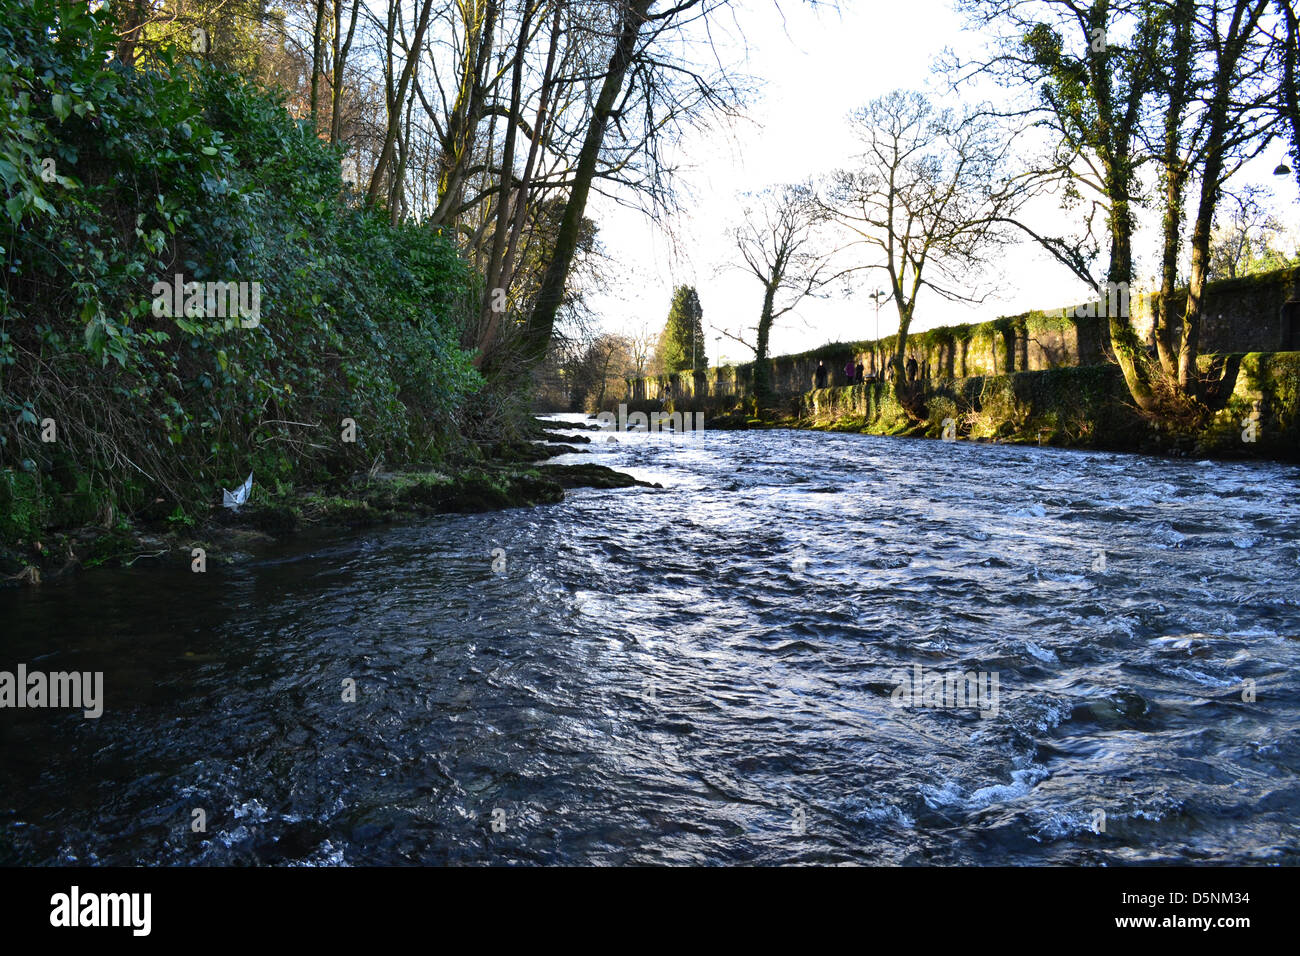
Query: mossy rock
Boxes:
[
  {"xmin": 392, "ymin": 472, "xmax": 455, "ymax": 507},
  {"xmin": 439, "ymin": 470, "xmax": 514, "ymax": 512},
  {"xmin": 535, "ymin": 419, "xmax": 597, "ymax": 437},
  {"xmin": 533, "ymin": 443, "xmax": 583, "ymax": 457},
  {"xmin": 488, "ymin": 439, "xmax": 552, "ymax": 462},
  {"xmin": 508, "ymin": 472, "xmax": 566, "ymax": 506},
  {"xmin": 535, "ymin": 463, "xmax": 658, "ymax": 490}
]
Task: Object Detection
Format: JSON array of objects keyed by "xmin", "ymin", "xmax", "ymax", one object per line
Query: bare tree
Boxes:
[
  {"xmin": 1208, "ymin": 185, "xmax": 1294, "ymax": 279},
  {"xmin": 729, "ymin": 183, "xmax": 842, "ymax": 406},
  {"xmin": 628, "ymin": 319, "xmax": 657, "ymax": 379},
  {"xmin": 825, "ymin": 91, "xmax": 1020, "ymax": 386},
  {"xmin": 524, "ymin": 0, "xmax": 744, "ymax": 362},
  {"xmin": 1173, "ymin": 0, "xmax": 1278, "ymax": 391},
  {"xmin": 366, "ymin": 0, "xmax": 440, "ymax": 206},
  {"xmin": 330, "ymin": 0, "xmax": 364, "ymax": 143}
]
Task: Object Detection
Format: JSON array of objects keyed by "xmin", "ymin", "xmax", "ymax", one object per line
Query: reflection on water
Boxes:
[{"xmin": 2, "ymin": 417, "xmax": 1298, "ymax": 864}]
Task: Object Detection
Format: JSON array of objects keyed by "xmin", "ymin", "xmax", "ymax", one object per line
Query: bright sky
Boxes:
[{"xmin": 583, "ymin": 0, "xmax": 1297, "ymax": 365}]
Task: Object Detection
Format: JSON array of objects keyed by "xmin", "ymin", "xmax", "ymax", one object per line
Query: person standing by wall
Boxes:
[{"xmin": 815, "ymin": 360, "xmax": 828, "ymax": 389}]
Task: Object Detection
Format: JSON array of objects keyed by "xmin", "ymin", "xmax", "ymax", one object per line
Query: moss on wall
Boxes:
[
  {"xmin": 795, "ymin": 354, "xmax": 1299, "ymax": 461},
  {"xmin": 623, "ymin": 265, "xmax": 1299, "ymax": 410}
]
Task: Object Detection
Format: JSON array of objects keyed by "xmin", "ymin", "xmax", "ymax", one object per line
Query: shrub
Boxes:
[{"xmin": 0, "ymin": 1, "xmax": 481, "ymax": 541}]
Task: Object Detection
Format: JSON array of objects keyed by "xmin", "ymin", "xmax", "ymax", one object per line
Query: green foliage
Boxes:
[
  {"xmin": 136, "ymin": 0, "xmax": 279, "ymax": 80},
  {"xmin": 0, "ymin": 0, "xmax": 481, "ymax": 542},
  {"xmin": 1200, "ymin": 352, "xmax": 1300, "ymax": 458},
  {"xmin": 656, "ymin": 285, "xmax": 707, "ymax": 373},
  {"xmin": 0, "ymin": 468, "xmax": 43, "ymax": 540}
]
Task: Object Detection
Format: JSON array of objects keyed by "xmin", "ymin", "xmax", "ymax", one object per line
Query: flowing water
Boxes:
[{"xmin": 2, "ymin": 417, "xmax": 1299, "ymax": 865}]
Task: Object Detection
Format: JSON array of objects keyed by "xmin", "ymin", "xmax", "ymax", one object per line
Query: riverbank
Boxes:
[{"xmin": 0, "ymin": 420, "xmax": 654, "ymax": 587}]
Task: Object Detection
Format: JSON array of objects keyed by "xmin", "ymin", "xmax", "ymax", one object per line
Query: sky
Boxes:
[{"xmin": 580, "ymin": 0, "xmax": 1298, "ymax": 365}]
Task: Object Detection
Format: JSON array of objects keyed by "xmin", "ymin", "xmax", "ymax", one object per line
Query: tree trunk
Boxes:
[
  {"xmin": 367, "ymin": 0, "xmax": 437, "ymax": 206},
  {"xmin": 114, "ymin": 0, "xmax": 150, "ymax": 67},
  {"xmin": 524, "ymin": 0, "xmax": 655, "ymax": 362},
  {"xmin": 430, "ymin": 0, "xmax": 500, "ymax": 225},
  {"xmin": 891, "ymin": 302, "xmax": 913, "ymax": 387},
  {"xmin": 478, "ymin": 0, "xmax": 535, "ymax": 359},
  {"xmin": 330, "ymin": 0, "xmax": 361, "ymax": 144},
  {"xmin": 1155, "ymin": 0, "xmax": 1193, "ymax": 376},
  {"xmin": 1179, "ymin": 135, "xmax": 1227, "ymax": 391},
  {"xmin": 1178, "ymin": 0, "xmax": 1268, "ymax": 391},
  {"xmin": 753, "ymin": 284, "xmax": 777, "ymax": 407},
  {"xmin": 310, "ymin": 0, "xmax": 327, "ymax": 128},
  {"xmin": 1105, "ymin": 168, "xmax": 1159, "ymax": 410},
  {"xmin": 498, "ymin": 6, "xmax": 562, "ymax": 299}
]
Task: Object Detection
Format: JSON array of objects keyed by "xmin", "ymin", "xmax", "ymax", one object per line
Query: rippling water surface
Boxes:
[{"xmin": 2, "ymin": 419, "xmax": 1299, "ymax": 865}]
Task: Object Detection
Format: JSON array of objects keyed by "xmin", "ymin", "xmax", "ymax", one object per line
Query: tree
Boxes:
[
  {"xmin": 524, "ymin": 0, "xmax": 742, "ymax": 361},
  {"xmin": 120, "ymin": 0, "xmax": 741, "ymax": 386},
  {"xmin": 1150, "ymin": 0, "xmax": 1199, "ymax": 377},
  {"xmin": 655, "ymin": 286, "xmax": 707, "ymax": 374},
  {"xmin": 1208, "ymin": 186, "xmax": 1296, "ymax": 278},
  {"xmin": 627, "ymin": 320, "xmax": 657, "ymax": 379},
  {"xmin": 952, "ymin": 0, "xmax": 1163, "ymax": 406},
  {"xmin": 564, "ymin": 333, "xmax": 633, "ymax": 412},
  {"xmin": 464, "ymin": 195, "xmax": 605, "ymax": 376},
  {"xmin": 366, "ymin": 0, "xmax": 440, "ymax": 208},
  {"xmin": 951, "ymin": 0, "xmax": 1284, "ymax": 417},
  {"xmin": 826, "ymin": 90, "xmax": 1020, "ymax": 387},
  {"xmin": 1172, "ymin": 0, "xmax": 1278, "ymax": 391},
  {"xmin": 727, "ymin": 183, "xmax": 840, "ymax": 407}
]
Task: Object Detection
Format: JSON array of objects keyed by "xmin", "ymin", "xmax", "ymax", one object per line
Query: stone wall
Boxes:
[
  {"xmin": 795, "ymin": 352, "xmax": 1300, "ymax": 461},
  {"xmin": 621, "ymin": 266, "xmax": 1300, "ymax": 412}
]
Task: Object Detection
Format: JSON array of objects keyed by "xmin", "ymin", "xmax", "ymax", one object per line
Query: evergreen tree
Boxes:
[{"xmin": 655, "ymin": 286, "xmax": 707, "ymax": 374}]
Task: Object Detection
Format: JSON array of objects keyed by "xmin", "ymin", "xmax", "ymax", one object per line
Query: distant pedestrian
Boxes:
[
  {"xmin": 844, "ymin": 359, "xmax": 855, "ymax": 386},
  {"xmin": 906, "ymin": 356, "xmax": 918, "ymax": 382},
  {"xmin": 855, "ymin": 361, "xmax": 865, "ymax": 384},
  {"xmin": 815, "ymin": 360, "xmax": 828, "ymax": 389}
]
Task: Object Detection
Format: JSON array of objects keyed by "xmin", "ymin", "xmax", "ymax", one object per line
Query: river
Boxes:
[{"xmin": 2, "ymin": 416, "xmax": 1298, "ymax": 865}]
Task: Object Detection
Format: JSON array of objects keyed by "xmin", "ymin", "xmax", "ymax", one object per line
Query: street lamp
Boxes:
[{"xmin": 1275, "ymin": 160, "xmax": 1293, "ymax": 177}]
